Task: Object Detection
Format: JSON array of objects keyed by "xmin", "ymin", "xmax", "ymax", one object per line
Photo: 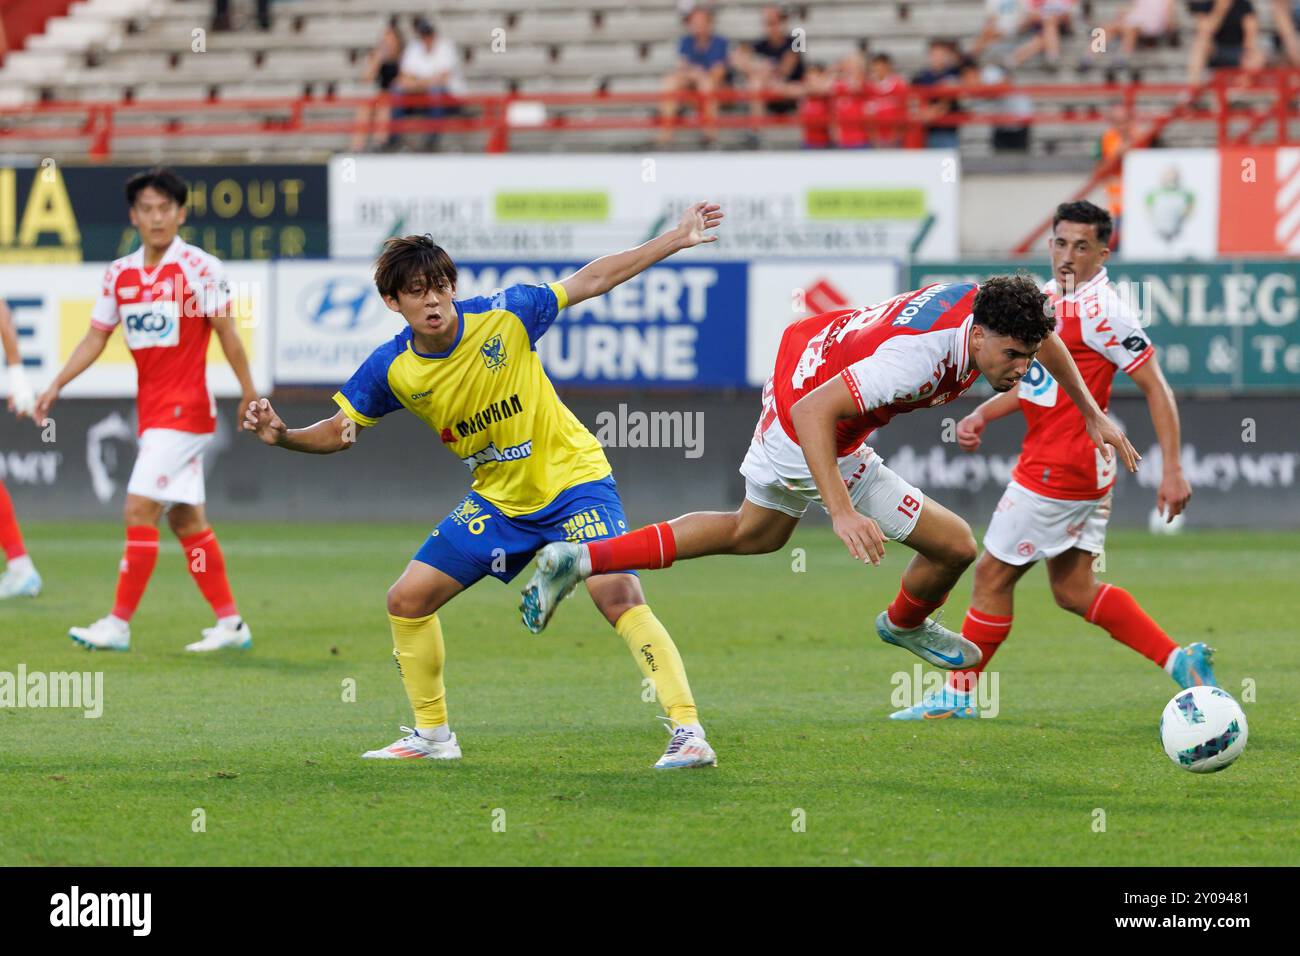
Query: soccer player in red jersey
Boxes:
[
  {"xmin": 523, "ymin": 274, "xmax": 1140, "ymax": 673},
  {"xmin": 0, "ymin": 299, "xmax": 42, "ymax": 599},
  {"xmin": 891, "ymin": 201, "xmax": 1209, "ymax": 719},
  {"xmin": 33, "ymin": 167, "xmax": 259, "ymax": 652}
]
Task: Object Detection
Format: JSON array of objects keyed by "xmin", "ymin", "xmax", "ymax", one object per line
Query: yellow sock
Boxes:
[
  {"xmin": 615, "ymin": 604, "xmax": 698, "ymax": 726},
  {"xmin": 388, "ymin": 611, "xmax": 447, "ymax": 729}
]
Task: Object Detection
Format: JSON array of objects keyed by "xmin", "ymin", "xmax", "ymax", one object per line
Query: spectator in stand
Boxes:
[
  {"xmin": 798, "ymin": 62, "xmax": 833, "ymax": 148},
  {"xmin": 1270, "ymin": 0, "xmax": 1300, "ymax": 65},
  {"xmin": 395, "ymin": 17, "xmax": 467, "ymax": 151},
  {"xmin": 864, "ymin": 53, "xmax": 907, "ymax": 147},
  {"xmin": 350, "ymin": 17, "xmax": 404, "ymax": 153},
  {"xmin": 213, "ymin": 0, "xmax": 270, "ymax": 32},
  {"xmin": 829, "ymin": 51, "xmax": 870, "ymax": 148},
  {"xmin": 659, "ymin": 7, "xmax": 730, "ymax": 147},
  {"xmin": 1087, "ymin": 0, "xmax": 1177, "ymax": 74},
  {"xmin": 1187, "ymin": 0, "xmax": 1265, "ymax": 83},
  {"xmin": 734, "ymin": 5, "xmax": 806, "ymax": 124},
  {"xmin": 1098, "ymin": 102, "xmax": 1140, "ymax": 249},
  {"xmin": 973, "ymin": 0, "xmax": 1028, "ymax": 58},
  {"xmin": 912, "ymin": 38, "xmax": 963, "ymax": 149},
  {"xmin": 1009, "ymin": 0, "xmax": 1079, "ymax": 68}
]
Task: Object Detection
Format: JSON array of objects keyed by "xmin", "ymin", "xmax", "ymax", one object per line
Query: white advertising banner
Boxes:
[
  {"xmin": 1122, "ymin": 149, "xmax": 1220, "ymax": 260},
  {"xmin": 0, "ymin": 262, "xmax": 272, "ymax": 399},
  {"xmin": 328, "ymin": 151, "xmax": 959, "ymax": 263},
  {"xmin": 273, "ymin": 261, "xmax": 406, "ymax": 386},
  {"xmin": 745, "ymin": 259, "xmax": 901, "ymax": 386}
]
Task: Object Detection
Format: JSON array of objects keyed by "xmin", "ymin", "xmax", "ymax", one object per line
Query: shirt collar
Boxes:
[{"xmin": 956, "ymin": 312, "xmax": 975, "ymax": 378}]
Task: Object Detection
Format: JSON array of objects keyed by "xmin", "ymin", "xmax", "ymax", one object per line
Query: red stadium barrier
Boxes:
[{"xmin": 0, "ymin": 69, "xmax": 1296, "ymax": 159}]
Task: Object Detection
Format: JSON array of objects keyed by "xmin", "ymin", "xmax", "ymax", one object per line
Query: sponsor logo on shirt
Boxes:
[
  {"xmin": 1122, "ymin": 334, "xmax": 1149, "ymax": 354},
  {"xmin": 455, "ymin": 394, "xmax": 523, "ymax": 438},
  {"xmin": 1018, "ymin": 359, "xmax": 1059, "ymax": 408},
  {"xmin": 460, "ymin": 440, "xmax": 533, "ymax": 471},
  {"xmin": 891, "ymin": 281, "xmax": 975, "ymax": 331},
  {"xmin": 120, "ymin": 300, "xmax": 180, "ymax": 350}
]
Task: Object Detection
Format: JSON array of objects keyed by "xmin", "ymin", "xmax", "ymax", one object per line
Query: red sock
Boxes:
[
  {"xmin": 0, "ymin": 480, "xmax": 26, "ymax": 561},
  {"xmin": 948, "ymin": 608, "xmax": 1013, "ymax": 693},
  {"xmin": 112, "ymin": 525, "xmax": 160, "ymax": 621},
  {"xmin": 887, "ymin": 583, "xmax": 947, "ymax": 630},
  {"xmin": 180, "ymin": 528, "xmax": 239, "ymax": 619},
  {"xmin": 1086, "ymin": 583, "xmax": 1178, "ymax": 667},
  {"xmin": 586, "ymin": 521, "xmax": 677, "ymax": 574}
]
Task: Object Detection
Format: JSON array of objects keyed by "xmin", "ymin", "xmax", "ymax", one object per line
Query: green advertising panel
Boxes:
[{"xmin": 910, "ymin": 260, "xmax": 1300, "ymax": 392}]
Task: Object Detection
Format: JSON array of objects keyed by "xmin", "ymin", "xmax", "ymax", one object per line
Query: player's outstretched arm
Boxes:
[
  {"xmin": 33, "ymin": 326, "xmax": 113, "ymax": 422},
  {"xmin": 790, "ymin": 376, "xmax": 888, "ymax": 566},
  {"xmin": 1130, "ymin": 357, "xmax": 1191, "ymax": 522},
  {"xmin": 1036, "ymin": 333, "xmax": 1141, "ymax": 472},
  {"xmin": 956, "ymin": 387, "xmax": 1021, "ymax": 452},
  {"xmin": 558, "ymin": 201, "xmax": 723, "ymax": 307},
  {"xmin": 0, "ymin": 301, "xmax": 36, "ymax": 418},
  {"xmin": 243, "ymin": 400, "xmax": 358, "ymax": 454}
]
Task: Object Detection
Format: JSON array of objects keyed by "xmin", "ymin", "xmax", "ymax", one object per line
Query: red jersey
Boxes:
[
  {"xmin": 766, "ymin": 282, "xmax": 982, "ymax": 456},
  {"xmin": 90, "ymin": 236, "xmax": 229, "ymax": 435},
  {"xmin": 1013, "ymin": 267, "xmax": 1154, "ymax": 500}
]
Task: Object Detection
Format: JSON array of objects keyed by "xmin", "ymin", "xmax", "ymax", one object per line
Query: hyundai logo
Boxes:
[{"xmin": 301, "ymin": 278, "xmax": 383, "ymax": 333}]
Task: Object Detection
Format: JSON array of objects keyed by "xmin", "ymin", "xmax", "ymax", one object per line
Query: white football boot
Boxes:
[
  {"xmin": 875, "ymin": 610, "xmax": 982, "ymax": 670},
  {"xmin": 519, "ymin": 541, "xmax": 586, "ymax": 633},
  {"xmin": 0, "ymin": 564, "xmax": 41, "ymax": 599},
  {"xmin": 362, "ymin": 726, "xmax": 462, "ymax": 760},
  {"xmin": 653, "ymin": 719, "xmax": 718, "ymax": 770},
  {"xmin": 185, "ymin": 619, "xmax": 253, "ymax": 653},
  {"xmin": 69, "ymin": 616, "xmax": 131, "ymax": 651}
]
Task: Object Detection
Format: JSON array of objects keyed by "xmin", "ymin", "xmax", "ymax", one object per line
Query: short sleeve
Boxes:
[
  {"xmin": 91, "ymin": 266, "xmax": 119, "ymax": 330},
  {"xmin": 839, "ymin": 337, "xmax": 933, "ymax": 414},
  {"xmin": 1080, "ymin": 293, "xmax": 1155, "ymax": 375},
  {"xmin": 494, "ymin": 282, "xmax": 566, "ymax": 347},
  {"xmin": 333, "ymin": 342, "xmax": 403, "ymax": 426},
  {"xmin": 194, "ymin": 258, "xmax": 231, "ymax": 318}
]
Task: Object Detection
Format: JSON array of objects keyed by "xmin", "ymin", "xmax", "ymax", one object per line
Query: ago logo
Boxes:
[{"xmin": 0, "ymin": 163, "xmax": 82, "ymax": 262}]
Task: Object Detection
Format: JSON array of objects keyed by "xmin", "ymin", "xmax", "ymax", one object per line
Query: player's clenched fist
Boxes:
[
  {"xmin": 956, "ymin": 411, "xmax": 986, "ymax": 452},
  {"xmin": 243, "ymin": 397, "xmax": 286, "ymax": 445},
  {"xmin": 832, "ymin": 510, "xmax": 886, "ymax": 566}
]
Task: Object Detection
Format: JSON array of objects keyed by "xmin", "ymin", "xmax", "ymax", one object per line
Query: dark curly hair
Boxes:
[{"xmin": 971, "ymin": 274, "xmax": 1054, "ymax": 345}]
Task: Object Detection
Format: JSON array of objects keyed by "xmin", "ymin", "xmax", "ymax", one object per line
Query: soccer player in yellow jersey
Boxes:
[{"xmin": 242, "ymin": 202, "xmax": 724, "ymax": 769}]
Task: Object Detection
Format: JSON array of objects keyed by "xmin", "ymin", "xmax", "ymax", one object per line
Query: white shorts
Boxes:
[
  {"xmin": 739, "ymin": 420, "xmax": 924, "ymax": 541},
  {"xmin": 126, "ymin": 428, "xmax": 214, "ymax": 506},
  {"xmin": 983, "ymin": 480, "xmax": 1111, "ymax": 566}
]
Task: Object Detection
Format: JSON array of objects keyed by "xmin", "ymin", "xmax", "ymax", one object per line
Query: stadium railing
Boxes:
[{"xmin": 1, "ymin": 69, "xmax": 1296, "ymax": 158}]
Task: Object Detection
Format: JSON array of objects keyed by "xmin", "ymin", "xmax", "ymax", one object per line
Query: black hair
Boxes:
[
  {"xmin": 1052, "ymin": 200, "xmax": 1113, "ymax": 244},
  {"xmin": 124, "ymin": 167, "xmax": 188, "ymax": 207},
  {"xmin": 373, "ymin": 234, "xmax": 458, "ymax": 299},
  {"xmin": 972, "ymin": 274, "xmax": 1055, "ymax": 345}
]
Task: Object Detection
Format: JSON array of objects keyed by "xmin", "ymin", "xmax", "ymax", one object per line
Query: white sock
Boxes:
[
  {"xmin": 108, "ymin": 614, "xmax": 130, "ymax": 630},
  {"xmin": 6, "ymin": 555, "xmax": 33, "ymax": 576},
  {"xmin": 675, "ymin": 722, "xmax": 705, "ymax": 737},
  {"xmin": 578, "ymin": 545, "xmax": 593, "ymax": 578},
  {"xmin": 218, "ymin": 614, "xmax": 243, "ymax": 630},
  {"xmin": 1163, "ymin": 648, "xmax": 1181, "ymax": 674},
  {"xmin": 417, "ymin": 724, "xmax": 451, "ymax": 743}
]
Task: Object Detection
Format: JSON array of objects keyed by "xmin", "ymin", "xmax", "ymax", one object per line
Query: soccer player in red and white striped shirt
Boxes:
[
  {"xmin": 33, "ymin": 168, "xmax": 259, "ymax": 652},
  {"xmin": 522, "ymin": 274, "xmax": 1139, "ymax": 675},
  {"xmin": 891, "ymin": 201, "xmax": 1209, "ymax": 720}
]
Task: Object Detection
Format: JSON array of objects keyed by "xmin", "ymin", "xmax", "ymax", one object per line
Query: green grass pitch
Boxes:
[{"xmin": 2, "ymin": 522, "xmax": 1297, "ymax": 866}]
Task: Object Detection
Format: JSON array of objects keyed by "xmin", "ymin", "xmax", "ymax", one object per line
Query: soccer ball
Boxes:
[
  {"xmin": 1148, "ymin": 506, "xmax": 1186, "ymax": 535},
  {"xmin": 1159, "ymin": 686, "xmax": 1248, "ymax": 773}
]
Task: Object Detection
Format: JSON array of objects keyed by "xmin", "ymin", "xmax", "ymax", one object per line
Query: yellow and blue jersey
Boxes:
[{"xmin": 334, "ymin": 281, "xmax": 611, "ymax": 517}]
